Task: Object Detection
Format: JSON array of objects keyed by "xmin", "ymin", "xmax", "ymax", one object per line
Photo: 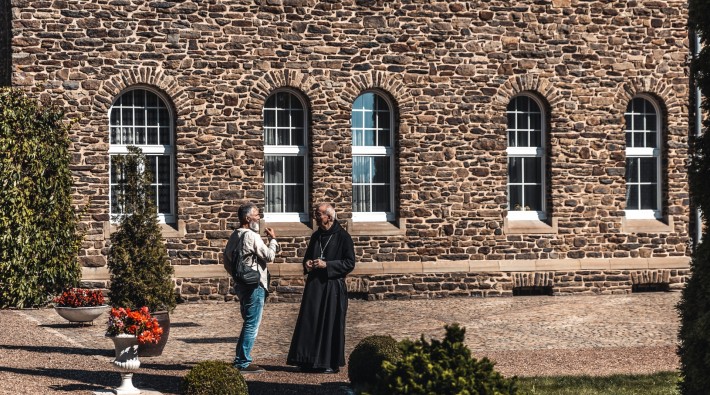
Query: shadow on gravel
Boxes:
[
  {"xmin": 0, "ymin": 366, "xmax": 183, "ymax": 394},
  {"xmin": 39, "ymin": 323, "xmax": 103, "ymax": 329},
  {"xmin": 247, "ymin": 381, "xmax": 353, "ymax": 395},
  {"xmin": 140, "ymin": 362, "xmax": 193, "ymax": 371},
  {"xmin": 179, "ymin": 336, "xmax": 237, "ymax": 344},
  {"xmin": 0, "ymin": 344, "xmax": 112, "ymax": 357}
]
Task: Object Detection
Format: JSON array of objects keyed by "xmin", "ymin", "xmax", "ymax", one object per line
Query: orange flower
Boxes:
[{"xmin": 106, "ymin": 307, "xmax": 162, "ymax": 344}]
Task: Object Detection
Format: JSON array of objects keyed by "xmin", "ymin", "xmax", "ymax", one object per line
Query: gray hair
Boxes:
[
  {"xmin": 238, "ymin": 203, "xmax": 257, "ymax": 224},
  {"xmin": 319, "ymin": 203, "xmax": 337, "ymax": 221}
]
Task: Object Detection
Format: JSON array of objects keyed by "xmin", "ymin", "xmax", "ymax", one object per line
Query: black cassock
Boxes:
[{"xmin": 287, "ymin": 220, "xmax": 355, "ymax": 370}]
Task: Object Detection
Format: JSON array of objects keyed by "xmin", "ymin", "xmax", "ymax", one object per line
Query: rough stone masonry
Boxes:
[{"xmin": 3, "ymin": 0, "xmax": 691, "ymax": 301}]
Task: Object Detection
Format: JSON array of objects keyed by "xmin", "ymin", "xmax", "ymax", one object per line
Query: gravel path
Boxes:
[{"xmin": 0, "ymin": 292, "xmax": 680, "ymax": 394}]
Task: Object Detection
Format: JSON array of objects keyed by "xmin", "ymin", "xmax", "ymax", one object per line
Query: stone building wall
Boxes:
[{"xmin": 8, "ymin": 0, "xmax": 691, "ymax": 300}]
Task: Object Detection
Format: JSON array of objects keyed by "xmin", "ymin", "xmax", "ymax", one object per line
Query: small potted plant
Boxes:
[
  {"xmin": 105, "ymin": 306, "xmax": 163, "ymax": 394},
  {"xmin": 53, "ymin": 288, "xmax": 110, "ymax": 324}
]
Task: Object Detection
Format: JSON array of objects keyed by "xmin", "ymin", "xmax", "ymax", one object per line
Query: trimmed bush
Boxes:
[
  {"xmin": 679, "ymin": 2, "xmax": 710, "ymax": 394},
  {"xmin": 348, "ymin": 335, "xmax": 402, "ymax": 392},
  {"xmin": 0, "ymin": 88, "xmax": 83, "ymax": 308},
  {"xmin": 180, "ymin": 360, "xmax": 248, "ymax": 395},
  {"xmin": 107, "ymin": 146, "xmax": 176, "ymax": 313},
  {"xmin": 371, "ymin": 324, "xmax": 517, "ymax": 395}
]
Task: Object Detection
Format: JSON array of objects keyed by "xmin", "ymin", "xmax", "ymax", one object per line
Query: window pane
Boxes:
[
  {"xmin": 640, "ymin": 158, "xmax": 657, "ymax": 183},
  {"xmin": 134, "ymin": 90, "xmax": 145, "ymax": 107},
  {"xmin": 276, "ymin": 92, "xmax": 288, "ymax": 108},
  {"xmin": 530, "ymin": 113, "xmax": 541, "ymax": 131},
  {"xmin": 284, "ymin": 156, "xmax": 304, "ymax": 183},
  {"xmin": 122, "ymin": 127, "xmax": 133, "ymax": 145},
  {"xmin": 364, "ymin": 111, "xmax": 375, "ymax": 129},
  {"xmin": 377, "ymin": 129, "xmax": 389, "ymax": 147},
  {"xmin": 372, "ymin": 156, "xmax": 390, "ymax": 184},
  {"xmin": 285, "ymin": 185, "xmax": 304, "ymax": 212},
  {"xmin": 352, "ymin": 130, "xmax": 363, "ymax": 146},
  {"xmin": 135, "ymin": 127, "xmax": 146, "ymax": 145},
  {"xmin": 353, "ymin": 184, "xmax": 369, "ymax": 212},
  {"xmin": 122, "ymin": 108, "xmax": 133, "ymax": 126},
  {"xmin": 110, "ymin": 108, "xmax": 120, "ymax": 126},
  {"xmin": 265, "ymin": 156, "xmax": 283, "ymax": 183},
  {"xmin": 110, "ymin": 127, "xmax": 119, "ymax": 144},
  {"xmin": 626, "ymin": 158, "xmax": 638, "ymax": 182},
  {"xmin": 158, "ymin": 156, "xmax": 171, "ymax": 184},
  {"xmin": 122, "ymin": 91, "xmax": 133, "ymax": 106},
  {"xmin": 265, "ymin": 185, "xmax": 282, "ymax": 213},
  {"xmin": 353, "ymin": 156, "xmax": 369, "ymax": 184},
  {"xmin": 277, "ymin": 111, "xmax": 290, "ymax": 127},
  {"xmin": 352, "ymin": 112, "xmax": 363, "ymax": 130},
  {"xmin": 291, "ymin": 128, "xmax": 304, "ymax": 146},
  {"xmin": 265, "ymin": 95, "xmax": 275, "ymax": 108},
  {"xmin": 158, "ymin": 185, "xmax": 170, "ymax": 213},
  {"xmin": 147, "ymin": 128, "xmax": 159, "ymax": 144},
  {"xmin": 508, "ymin": 157, "xmax": 522, "ymax": 184},
  {"xmin": 264, "ymin": 127, "xmax": 277, "ymax": 145},
  {"xmin": 135, "ymin": 108, "xmax": 145, "ymax": 126},
  {"xmin": 507, "ymin": 113, "xmax": 516, "ymax": 131},
  {"xmin": 524, "ymin": 157, "xmax": 541, "ymax": 184},
  {"xmin": 372, "ymin": 185, "xmax": 390, "ymax": 212},
  {"xmin": 509, "ymin": 185, "xmax": 522, "ymax": 210},
  {"xmin": 633, "ymin": 114, "xmax": 644, "ymax": 131},
  {"xmin": 517, "ymin": 113, "xmax": 528, "ymax": 130},
  {"xmin": 363, "ymin": 130, "xmax": 375, "ymax": 146},
  {"xmin": 524, "ymin": 185, "xmax": 542, "ymax": 211},
  {"xmin": 146, "ymin": 91, "xmax": 158, "ymax": 107},
  {"xmin": 159, "ymin": 127, "xmax": 170, "ymax": 145},
  {"xmin": 646, "ymin": 114, "xmax": 656, "ymax": 133},
  {"xmin": 276, "ymin": 129, "xmax": 288, "ymax": 145},
  {"xmin": 640, "ymin": 184, "xmax": 657, "ymax": 210},
  {"xmin": 147, "ymin": 108, "xmax": 158, "ymax": 126},
  {"xmin": 358, "ymin": 93, "xmax": 374, "ymax": 110},
  {"xmin": 626, "ymin": 185, "xmax": 639, "ymax": 210},
  {"xmin": 158, "ymin": 109, "xmax": 169, "ymax": 127},
  {"xmin": 508, "ymin": 130, "xmax": 516, "ymax": 147},
  {"xmin": 516, "ymin": 131, "xmax": 528, "ymax": 147},
  {"xmin": 647, "ymin": 131, "xmax": 657, "ymax": 148},
  {"xmin": 378, "ymin": 112, "xmax": 390, "ymax": 131},
  {"xmin": 264, "ymin": 108, "xmax": 276, "ymax": 128}
]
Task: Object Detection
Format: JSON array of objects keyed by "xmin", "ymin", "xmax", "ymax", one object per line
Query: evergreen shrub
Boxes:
[
  {"xmin": 371, "ymin": 324, "xmax": 517, "ymax": 395},
  {"xmin": 0, "ymin": 88, "xmax": 83, "ymax": 308},
  {"xmin": 679, "ymin": 2, "xmax": 710, "ymax": 393},
  {"xmin": 107, "ymin": 146, "xmax": 176, "ymax": 312},
  {"xmin": 348, "ymin": 335, "xmax": 402, "ymax": 392},
  {"xmin": 180, "ymin": 360, "xmax": 248, "ymax": 395}
]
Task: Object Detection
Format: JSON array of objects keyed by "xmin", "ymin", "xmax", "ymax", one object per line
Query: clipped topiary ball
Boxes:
[
  {"xmin": 180, "ymin": 360, "xmax": 248, "ymax": 395},
  {"xmin": 348, "ymin": 335, "xmax": 402, "ymax": 390}
]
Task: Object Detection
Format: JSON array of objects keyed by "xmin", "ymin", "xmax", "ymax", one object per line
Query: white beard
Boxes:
[{"xmin": 249, "ymin": 221, "xmax": 259, "ymax": 233}]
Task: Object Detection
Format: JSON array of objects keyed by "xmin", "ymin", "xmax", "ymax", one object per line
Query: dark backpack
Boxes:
[{"xmin": 228, "ymin": 231, "xmax": 260, "ymax": 286}]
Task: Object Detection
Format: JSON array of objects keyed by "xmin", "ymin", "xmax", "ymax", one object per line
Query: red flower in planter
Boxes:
[
  {"xmin": 53, "ymin": 288, "xmax": 105, "ymax": 307},
  {"xmin": 106, "ymin": 307, "xmax": 163, "ymax": 344}
]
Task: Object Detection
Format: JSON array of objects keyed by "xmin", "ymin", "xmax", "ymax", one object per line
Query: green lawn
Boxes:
[{"xmin": 517, "ymin": 372, "xmax": 679, "ymax": 395}]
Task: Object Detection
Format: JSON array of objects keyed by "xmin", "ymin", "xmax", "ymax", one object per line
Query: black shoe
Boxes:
[{"xmin": 239, "ymin": 364, "xmax": 265, "ymax": 373}]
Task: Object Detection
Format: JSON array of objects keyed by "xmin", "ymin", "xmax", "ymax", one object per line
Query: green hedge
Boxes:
[
  {"xmin": 180, "ymin": 360, "xmax": 248, "ymax": 395},
  {"xmin": 0, "ymin": 88, "xmax": 83, "ymax": 308},
  {"xmin": 679, "ymin": 2, "xmax": 710, "ymax": 394}
]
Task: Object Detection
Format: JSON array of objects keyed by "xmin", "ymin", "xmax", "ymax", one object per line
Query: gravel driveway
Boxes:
[{"xmin": 0, "ymin": 292, "xmax": 681, "ymax": 394}]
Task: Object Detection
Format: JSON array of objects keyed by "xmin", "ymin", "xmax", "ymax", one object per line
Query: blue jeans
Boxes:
[{"xmin": 233, "ymin": 285, "xmax": 265, "ymax": 369}]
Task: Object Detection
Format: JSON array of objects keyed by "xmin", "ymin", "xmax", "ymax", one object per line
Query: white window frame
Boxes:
[
  {"xmin": 108, "ymin": 87, "xmax": 176, "ymax": 224},
  {"xmin": 352, "ymin": 91, "xmax": 395, "ymax": 222},
  {"xmin": 624, "ymin": 95, "xmax": 662, "ymax": 220},
  {"xmin": 263, "ymin": 89, "xmax": 309, "ymax": 223},
  {"xmin": 506, "ymin": 94, "xmax": 546, "ymax": 221}
]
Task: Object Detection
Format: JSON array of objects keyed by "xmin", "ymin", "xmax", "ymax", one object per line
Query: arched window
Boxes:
[
  {"xmin": 625, "ymin": 96, "xmax": 661, "ymax": 219},
  {"xmin": 351, "ymin": 92, "xmax": 395, "ymax": 222},
  {"xmin": 108, "ymin": 88, "xmax": 175, "ymax": 223},
  {"xmin": 263, "ymin": 90, "xmax": 308, "ymax": 222},
  {"xmin": 506, "ymin": 94, "xmax": 546, "ymax": 220}
]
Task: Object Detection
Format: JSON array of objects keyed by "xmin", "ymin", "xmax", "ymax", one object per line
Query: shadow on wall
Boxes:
[{"xmin": 0, "ymin": 0, "xmax": 11, "ymax": 87}]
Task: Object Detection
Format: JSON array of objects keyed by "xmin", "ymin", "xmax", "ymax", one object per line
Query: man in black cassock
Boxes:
[{"xmin": 287, "ymin": 203, "xmax": 355, "ymax": 373}]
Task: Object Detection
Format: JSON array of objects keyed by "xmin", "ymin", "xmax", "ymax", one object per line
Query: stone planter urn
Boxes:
[
  {"xmin": 110, "ymin": 334, "xmax": 141, "ymax": 395},
  {"xmin": 54, "ymin": 305, "xmax": 110, "ymax": 324}
]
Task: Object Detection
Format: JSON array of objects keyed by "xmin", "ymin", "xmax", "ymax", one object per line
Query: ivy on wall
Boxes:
[{"xmin": 0, "ymin": 88, "xmax": 83, "ymax": 308}]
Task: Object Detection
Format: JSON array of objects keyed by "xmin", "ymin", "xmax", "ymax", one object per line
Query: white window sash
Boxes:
[
  {"xmin": 264, "ymin": 146, "xmax": 306, "ymax": 155},
  {"xmin": 264, "ymin": 212, "xmax": 309, "ymax": 222},
  {"xmin": 506, "ymin": 147, "xmax": 544, "ymax": 157},
  {"xmin": 352, "ymin": 211, "xmax": 395, "ymax": 222},
  {"xmin": 624, "ymin": 209, "xmax": 661, "ymax": 220}
]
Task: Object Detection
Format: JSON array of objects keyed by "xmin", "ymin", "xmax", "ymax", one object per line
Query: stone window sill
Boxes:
[
  {"xmin": 503, "ymin": 217, "xmax": 558, "ymax": 235},
  {"xmin": 621, "ymin": 216, "xmax": 674, "ymax": 233},
  {"xmin": 347, "ymin": 218, "xmax": 406, "ymax": 236},
  {"xmin": 105, "ymin": 220, "xmax": 186, "ymax": 238},
  {"xmin": 260, "ymin": 220, "xmax": 314, "ymax": 237}
]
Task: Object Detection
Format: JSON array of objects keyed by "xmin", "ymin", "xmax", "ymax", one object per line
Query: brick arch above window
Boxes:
[
  {"xmin": 613, "ymin": 77, "xmax": 680, "ymax": 121},
  {"xmin": 341, "ymin": 71, "xmax": 414, "ymax": 117},
  {"xmin": 92, "ymin": 68, "xmax": 187, "ymax": 115},
  {"xmin": 243, "ymin": 70, "xmax": 318, "ymax": 115},
  {"xmin": 491, "ymin": 74, "xmax": 564, "ymax": 116}
]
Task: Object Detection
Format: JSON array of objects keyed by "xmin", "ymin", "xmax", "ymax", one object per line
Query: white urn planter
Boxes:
[
  {"xmin": 54, "ymin": 305, "xmax": 110, "ymax": 324},
  {"xmin": 110, "ymin": 334, "xmax": 142, "ymax": 395}
]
